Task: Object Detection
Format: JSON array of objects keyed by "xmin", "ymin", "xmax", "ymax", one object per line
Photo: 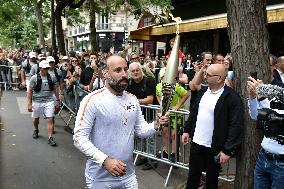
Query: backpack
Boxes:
[
  {"xmin": 53, "ymin": 68, "xmax": 61, "ymax": 82},
  {"xmin": 34, "ymin": 73, "xmax": 54, "ymax": 92}
]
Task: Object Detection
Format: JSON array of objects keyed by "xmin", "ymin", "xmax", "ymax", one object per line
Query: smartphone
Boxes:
[
  {"xmin": 214, "ymin": 154, "xmax": 220, "ymax": 163},
  {"xmin": 250, "ymin": 71, "xmax": 257, "ymax": 80}
]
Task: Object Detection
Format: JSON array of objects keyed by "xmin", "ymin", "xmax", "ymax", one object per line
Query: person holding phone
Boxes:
[
  {"xmin": 247, "ymin": 76, "xmax": 284, "ymax": 189},
  {"xmin": 79, "ymin": 53, "xmax": 98, "ymax": 91}
]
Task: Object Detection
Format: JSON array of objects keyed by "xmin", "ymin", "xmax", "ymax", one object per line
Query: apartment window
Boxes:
[
  {"xmin": 144, "ymin": 17, "xmax": 153, "ymax": 26},
  {"xmin": 101, "ymin": 11, "xmax": 109, "ymax": 29}
]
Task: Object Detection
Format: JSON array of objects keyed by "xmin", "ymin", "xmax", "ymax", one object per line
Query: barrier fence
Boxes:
[{"xmin": 59, "ymin": 85, "xmax": 235, "ymax": 187}]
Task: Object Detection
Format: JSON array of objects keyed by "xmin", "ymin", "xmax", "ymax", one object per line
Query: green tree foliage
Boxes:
[
  {"xmin": 0, "ymin": 0, "xmax": 49, "ymax": 49},
  {"xmin": 0, "ymin": 0, "xmax": 172, "ymax": 50}
]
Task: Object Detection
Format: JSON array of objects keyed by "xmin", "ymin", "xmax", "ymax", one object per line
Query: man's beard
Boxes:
[{"xmin": 107, "ymin": 76, "xmax": 129, "ymax": 94}]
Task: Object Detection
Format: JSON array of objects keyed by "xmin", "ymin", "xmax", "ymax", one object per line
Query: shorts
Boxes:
[
  {"xmin": 12, "ymin": 72, "xmax": 18, "ymax": 79},
  {"xmin": 86, "ymin": 175, "xmax": 138, "ymax": 189},
  {"xmin": 166, "ymin": 113, "xmax": 183, "ymax": 129},
  {"xmin": 32, "ymin": 101, "xmax": 55, "ymax": 118}
]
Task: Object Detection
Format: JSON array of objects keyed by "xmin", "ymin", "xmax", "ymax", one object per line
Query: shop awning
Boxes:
[{"xmin": 130, "ymin": 4, "xmax": 284, "ymax": 42}]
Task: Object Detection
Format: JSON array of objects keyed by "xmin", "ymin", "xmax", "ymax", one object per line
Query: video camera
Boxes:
[
  {"xmin": 257, "ymin": 108, "xmax": 284, "ymax": 144},
  {"xmin": 256, "ymin": 84, "xmax": 284, "ymax": 145}
]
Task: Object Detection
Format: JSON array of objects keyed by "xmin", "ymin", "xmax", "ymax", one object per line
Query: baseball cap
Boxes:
[
  {"xmin": 39, "ymin": 60, "xmax": 50, "ymax": 69},
  {"xmin": 29, "ymin": 52, "xmax": 37, "ymax": 58},
  {"xmin": 46, "ymin": 56, "xmax": 55, "ymax": 63}
]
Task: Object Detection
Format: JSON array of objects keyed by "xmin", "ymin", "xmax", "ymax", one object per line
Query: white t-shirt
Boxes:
[{"xmin": 193, "ymin": 86, "xmax": 224, "ymax": 147}]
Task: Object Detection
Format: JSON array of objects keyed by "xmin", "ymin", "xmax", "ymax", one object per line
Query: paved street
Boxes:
[{"xmin": 0, "ymin": 91, "xmax": 189, "ymax": 189}]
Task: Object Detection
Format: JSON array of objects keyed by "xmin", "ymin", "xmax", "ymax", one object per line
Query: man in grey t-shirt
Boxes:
[{"xmin": 27, "ymin": 60, "xmax": 60, "ymax": 146}]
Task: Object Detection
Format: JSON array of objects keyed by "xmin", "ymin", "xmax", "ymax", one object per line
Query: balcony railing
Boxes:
[
  {"xmin": 96, "ymin": 23, "xmax": 111, "ymax": 30},
  {"xmin": 96, "ymin": 23, "xmax": 128, "ymax": 30},
  {"xmin": 69, "ymin": 23, "xmax": 128, "ymax": 36}
]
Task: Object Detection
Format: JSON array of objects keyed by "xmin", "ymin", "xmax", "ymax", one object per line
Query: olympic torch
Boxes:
[{"xmin": 160, "ymin": 34, "xmax": 180, "ymax": 116}]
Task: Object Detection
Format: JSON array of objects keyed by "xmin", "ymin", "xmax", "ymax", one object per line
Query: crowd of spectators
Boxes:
[{"xmin": 1, "ymin": 45, "xmax": 283, "ymax": 176}]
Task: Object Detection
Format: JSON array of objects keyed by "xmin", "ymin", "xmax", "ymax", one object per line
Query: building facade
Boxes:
[{"xmin": 65, "ymin": 6, "xmax": 138, "ymax": 53}]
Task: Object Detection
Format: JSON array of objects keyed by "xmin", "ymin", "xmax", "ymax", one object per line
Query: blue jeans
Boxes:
[{"xmin": 254, "ymin": 150, "xmax": 284, "ymax": 189}]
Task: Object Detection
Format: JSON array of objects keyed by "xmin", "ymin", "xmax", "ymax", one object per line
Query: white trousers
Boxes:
[{"xmin": 86, "ymin": 174, "xmax": 138, "ymax": 189}]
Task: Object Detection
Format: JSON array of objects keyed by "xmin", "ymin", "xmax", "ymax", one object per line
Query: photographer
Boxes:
[{"xmin": 247, "ymin": 76, "xmax": 284, "ymax": 189}]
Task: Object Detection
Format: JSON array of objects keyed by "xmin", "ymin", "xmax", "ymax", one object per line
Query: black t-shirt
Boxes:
[
  {"xmin": 126, "ymin": 77, "xmax": 156, "ymax": 101},
  {"xmin": 79, "ymin": 67, "xmax": 94, "ymax": 86},
  {"xmin": 126, "ymin": 77, "xmax": 157, "ymax": 121}
]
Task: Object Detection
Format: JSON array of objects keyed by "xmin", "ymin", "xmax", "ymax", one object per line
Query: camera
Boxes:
[
  {"xmin": 257, "ymin": 108, "xmax": 284, "ymax": 145},
  {"xmin": 214, "ymin": 154, "xmax": 220, "ymax": 163},
  {"xmin": 195, "ymin": 54, "xmax": 204, "ymax": 64},
  {"xmin": 250, "ymin": 71, "xmax": 257, "ymax": 80}
]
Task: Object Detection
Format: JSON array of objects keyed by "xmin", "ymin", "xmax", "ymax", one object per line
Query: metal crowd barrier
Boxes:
[
  {"xmin": 58, "ymin": 85, "xmax": 89, "ymax": 129},
  {"xmin": 0, "ymin": 65, "xmax": 21, "ymax": 91},
  {"xmin": 59, "ymin": 85, "xmax": 235, "ymax": 187}
]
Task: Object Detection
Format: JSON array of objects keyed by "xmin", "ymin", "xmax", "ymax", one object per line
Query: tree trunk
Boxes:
[
  {"xmin": 55, "ymin": 5, "xmax": 66, "ymax": 56},
  {"xmin": 89, "ymin": 0, "xmax": 97, "ymax": 52},
  {"xmin": 54, "ymin": 0, "xmax": 86, "ymax": 56},
  {"xmin": 226, "ymin": 1, "xmax": 270, "ymax": 188},
  {"xmin": 33, "ymin": 0, "xmax": 45, "ymax": 49}
]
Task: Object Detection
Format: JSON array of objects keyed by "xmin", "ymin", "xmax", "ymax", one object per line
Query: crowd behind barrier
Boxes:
[
  {"xmin": 58, "ymin": 85, "xmax": 236, "ymax": 187},
  {"xmin": 0, "ymin": 65, "xmax": 21, "ymax": 91}
]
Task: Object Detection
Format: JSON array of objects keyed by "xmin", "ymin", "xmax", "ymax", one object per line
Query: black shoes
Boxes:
[
  {"xmin": 169, "ymin": 153, "xmax": 176, "ymax": 163},
  {"xmin": 135, "ymin": 157, "xmax": 148, "ymax": 166},
  {"xmin": 33, "ymin": 130, "xmax": 57, "ymax": 147},
  {"xmin": 33, "ymin": 130, "xmax": 39, "ymax": 139},
  {"xmin": 156, "ymin": 150, "xmax": 169, "ymax": 159},
  {"xmin": 48, "ymin": 137, "xmax": 57, "ymax": 147}
]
